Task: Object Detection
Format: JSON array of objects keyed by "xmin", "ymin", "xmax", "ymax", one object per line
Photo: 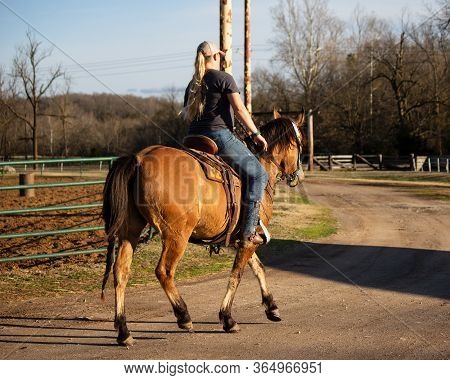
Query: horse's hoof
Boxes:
[
  {"xmin": 118, "ymin": 335, "xmax": 135, "ymax": 347},
  {"xmin": 178, "ymin": 320, "xmax": 194, "ymax": 332},
  {"xmin": 266, "ymin": 308, "xmax": 282, "ymax": 322},
  {"xmin": 224, "ymin": 322, "xmax": 240, "ymax": 333}
]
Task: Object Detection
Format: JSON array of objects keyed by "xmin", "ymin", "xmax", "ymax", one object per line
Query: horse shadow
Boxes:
[
  {"xmin": 0, "ymin": 316, "xmax": 269, "ymax": 351},
  {"xmin": 258, "ymin": 239, "xmax": 450, "ymax": 300}
]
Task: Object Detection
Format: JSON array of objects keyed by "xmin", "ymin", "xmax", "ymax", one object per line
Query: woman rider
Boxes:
[{"xmin": 182, "ymin": 41, "xmax": 269, "ymax": 246}]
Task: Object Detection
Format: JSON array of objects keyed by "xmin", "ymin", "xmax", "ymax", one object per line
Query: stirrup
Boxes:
[
  {"xmin": 256, "ymin": 220, "xmax": 271, "ymax": 245},
  {"xmin": 239, "ymin": 232, "xmax": 264, "ymax": 247}
]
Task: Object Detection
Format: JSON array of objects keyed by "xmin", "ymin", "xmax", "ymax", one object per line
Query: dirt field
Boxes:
[
  {"xmin": 0, "ymin": 175, "xmax": 105, "ymax": 262},
  {"xmin": 0, "ymin": 176, "xmax": 449, "ymax": 359}
]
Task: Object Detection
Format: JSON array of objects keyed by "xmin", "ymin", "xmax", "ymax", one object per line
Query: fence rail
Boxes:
[
  {"xmin": 0, "ymin": 156, "xmax": 116, "ymax": 176},
  {"xmin": 304, "ymin": 154, "xmax": 450, "ymax": 173},
  {"xmin": 0, "ymin": 180, "xmax": 105, "ymax": 191},
  {"xmin": 0, "ymin": 157, "xmax": 117, "ymax": 263},
  {"xmin": 0, "ymin": 203, "xmax": 102, "ymax": 216}
]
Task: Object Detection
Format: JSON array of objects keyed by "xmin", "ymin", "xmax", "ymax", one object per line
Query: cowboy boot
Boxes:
[{"xmin": 239, "ymin": 201, "xmax": 264, "ymax": 246}]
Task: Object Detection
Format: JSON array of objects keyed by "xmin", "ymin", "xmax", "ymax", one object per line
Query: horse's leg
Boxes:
[
  {"xmin": 155, "ymin": 234, "xmax": 193, "ymax": 331},
  {"xmin": 114, "ymin": 221, "xmax": 145, "ymax": 346},
  {"xmin": 248, "ymin": 253, "xmax": 281, "ymax": 322},
  {"xmin": 219, "ymin": 244, "xmax": 256, "ymax": 333}
]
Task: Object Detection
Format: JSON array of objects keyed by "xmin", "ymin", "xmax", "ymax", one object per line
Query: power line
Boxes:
[
  {"xmin": 71, "ymin": 64, "xmax": 193, "ymax": 80},
  {"xmin": 0, "ymin": 0, "xmax": 181, "ymax": 146},
  {"xmin": 312, "ymin": 3, "xmax": 449, "ymax": 112}
]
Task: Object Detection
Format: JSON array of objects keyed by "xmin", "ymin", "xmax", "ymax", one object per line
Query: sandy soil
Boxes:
[{"xmin": 0, "ymin": 177, "xmax": 449, "ymax": 359}]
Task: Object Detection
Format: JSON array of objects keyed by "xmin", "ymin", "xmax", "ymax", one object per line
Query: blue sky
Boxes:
[{"xmin": 0, "ymin": 0, "xmax": 427, "ymax": 96}]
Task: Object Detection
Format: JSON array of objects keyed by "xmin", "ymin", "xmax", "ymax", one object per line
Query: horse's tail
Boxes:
[{"xmin": 101, "ymin": 155, "xmax": 139, "ymax": 300}]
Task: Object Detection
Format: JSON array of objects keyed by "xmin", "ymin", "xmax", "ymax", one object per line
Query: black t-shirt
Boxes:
[{"xmin": 184, "ymin": 69, "xmax": 239, "ymax": 131}]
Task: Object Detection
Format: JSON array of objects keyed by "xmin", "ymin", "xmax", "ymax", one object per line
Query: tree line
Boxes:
[
  {"xmin": 0, "ymin": 32, "xmax": 185, "ymax": 159},
  {"xmin": 253, "ymin": 0, "xmax": 449, "ymax": 155},
  {"xmin": 0, "ymin": 0, "xmax": 449, "ymax": 159}
]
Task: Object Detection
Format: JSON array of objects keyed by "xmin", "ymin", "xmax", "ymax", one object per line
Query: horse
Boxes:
[{"xmin": 101, "ymin": 110, "xmax": 305, "ymax": 346}]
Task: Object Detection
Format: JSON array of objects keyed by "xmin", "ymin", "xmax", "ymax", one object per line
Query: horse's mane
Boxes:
[{"xmin": 259, "ymin": 118, "xmax": 302, "ymax": 154}]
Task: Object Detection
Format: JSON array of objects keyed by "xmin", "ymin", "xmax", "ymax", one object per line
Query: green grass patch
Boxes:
[
  {"xmin": 310, "ymin": 170, "xmax": 450, "ymax": 184},
  {"xmin": 294, "ymin": 208, "xmax": 337, "ymax": 240},
  {"xmin": 269, "ymin": 186, "xmax": 337, "ymax": 241},
  {"xmin": 411, "ymin": 189, "xmax": 450, "ymax": 202}
]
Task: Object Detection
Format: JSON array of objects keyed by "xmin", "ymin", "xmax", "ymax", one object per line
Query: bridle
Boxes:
[{"xmin": 262, "ymin": 119, "xmax": 304, "ymax": 187}]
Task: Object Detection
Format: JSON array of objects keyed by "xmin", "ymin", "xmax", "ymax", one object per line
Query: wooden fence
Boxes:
[{"xmin": 304, "ymin": 154, "xmax": 450, "ymax": 172}]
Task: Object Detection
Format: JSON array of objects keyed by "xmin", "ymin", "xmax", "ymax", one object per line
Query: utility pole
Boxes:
[
  {"xmin": 244, "ymin": 0, "xmax": 252, "ymax": 113},
  {"xmin": 220, "ymin": 0, "xmax": 233, "ymax": 74},
  {"xmin": 370, "ymin": 45, "xmax": 374, "ymax": 134}
]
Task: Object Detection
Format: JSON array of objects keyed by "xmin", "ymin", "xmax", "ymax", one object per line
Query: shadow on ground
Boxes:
[{"xmin": 258, "ymin": 239, "xmax": 450, "ymax": 300}]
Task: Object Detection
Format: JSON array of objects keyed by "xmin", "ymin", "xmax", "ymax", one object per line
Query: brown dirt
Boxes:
[
  {"xmin": 0, "ymin": 176, "xmax": 449, "ymax": 359},
  {"xmin": 0, "ymin": 175, "xmax": 105, "ymax": 267}
]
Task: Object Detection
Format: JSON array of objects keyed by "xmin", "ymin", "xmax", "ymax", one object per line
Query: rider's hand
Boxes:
[{"xmin": 253, "ymin": 134, "xmax": 268, "ymax": 151}]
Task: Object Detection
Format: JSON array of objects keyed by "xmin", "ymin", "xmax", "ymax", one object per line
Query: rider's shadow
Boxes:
[{"xmin": 258, "ymin": 239, "xmax": 450, "ymax": 300}]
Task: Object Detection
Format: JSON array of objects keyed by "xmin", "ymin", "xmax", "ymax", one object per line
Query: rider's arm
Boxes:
[{"xmin": 227, "ymin": 92, "xmax": 268, "ymax": 150}]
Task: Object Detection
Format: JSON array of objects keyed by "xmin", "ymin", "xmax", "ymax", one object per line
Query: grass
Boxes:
[
  {"xmin": 310, "ymin": 170, "xmax": 450, "ymax": 184},
  {"xmin": 267, "ymin": 185, "xmax": 337, "ymax": 241},
  {"xmin": 0, "ymin": 184, "xmax": 337, "ymax": 300},
  {"xmin": 411, "ymin": 188, "xmax": 450, "ymax": 202},
  {"xmin": 294, "ymin": 208, "xmax": 337, "ymax": 240},
  {"xmin": 308, "ymin": 170, "xmax": 450, "ymax": 203}
]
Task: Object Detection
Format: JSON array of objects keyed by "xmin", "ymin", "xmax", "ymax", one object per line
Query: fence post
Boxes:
[
  {"xmin": 352, "ymin": 154, "xmax": 357, "ymax": 170},
  {"xmin": 410, "ymin": 154, "xmax": 416, "ymax": 171},
  {"xmin": 437, "ymin": 157, "xmax": 440, "ymax": 173},
  {"xmin": 446, "ymin": 159, "xmax": 449, "ymax": 173},
  {"xmin": 428, "ymin": 157, "xmax": 432, "ymax": 172},
  {"xmin": 378, "ymin": 154, "xmax": 383, "ymax": 170},
  {"xmin": 19, "ymin": 173, "xmax": 35, "ymax": 198},
  {"xmin": 328, "ymin": 155, "xmax": 332, "ymax": 170}
]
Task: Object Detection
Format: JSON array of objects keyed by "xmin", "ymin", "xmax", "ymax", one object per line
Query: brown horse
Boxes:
[{"xmin": 101, "ymin": 111, "xmax": 305, "ymax": 346}]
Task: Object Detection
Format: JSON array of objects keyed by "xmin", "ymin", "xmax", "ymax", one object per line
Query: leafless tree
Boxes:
[
  {"xmin": 271, "ymin": 0, "xmax": 343, "ymax": 108},
  {"xmin": 321, "ymin": 8, "xmax": 391, "ymax": 153},
  {"xmin": 5, "ymin": 31, "xmax": 64, "ymax": 161},
  {"xmin": 406, "ymin": 3, "xmax": 449, "ymax": 154},
  {"xmin": 48, "ymin": 77, "xmax": 75, "ymax": 156},
  {"xmin": 0, "ymin": 67, "xmax": 19, "ymax": 158}
]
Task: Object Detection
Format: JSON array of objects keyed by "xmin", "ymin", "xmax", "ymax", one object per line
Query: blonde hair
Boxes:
[{"xmin": 182, "ymin": 51, "xmax": 211, "ymax": 123}]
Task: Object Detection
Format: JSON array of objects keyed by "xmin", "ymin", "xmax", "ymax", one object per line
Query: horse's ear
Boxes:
[
  {"xmin": 294, "ymin": 107, "xmax": 305, "ymax": 127},
  {"xmin": 273, "ymin": 108, "xmax": 282, "ymax": 119}
]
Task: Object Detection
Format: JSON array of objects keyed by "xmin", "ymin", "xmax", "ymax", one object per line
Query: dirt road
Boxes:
[{"xmin": 1, "ymin": 177, "xmax": 449, "ymax": 359}]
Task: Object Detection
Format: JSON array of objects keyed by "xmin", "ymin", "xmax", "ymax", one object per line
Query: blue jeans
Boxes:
[{"xmin": 188, "ymin": 127, "xmax": 268, "ymax": 206}]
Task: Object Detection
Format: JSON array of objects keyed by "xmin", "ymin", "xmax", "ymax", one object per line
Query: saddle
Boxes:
[{"xmin": 183, "ymin": 135, "xmax": 241, "ymax": 247}]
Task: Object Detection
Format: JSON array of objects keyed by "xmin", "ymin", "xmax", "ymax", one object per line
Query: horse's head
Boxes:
[{"xmin": 260, "ymin": 109, "xmax": 305, "ymax": 187}]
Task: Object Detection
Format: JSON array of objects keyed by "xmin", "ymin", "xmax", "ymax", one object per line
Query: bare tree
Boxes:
[
  {"xmin": 0, "ymin": 67, "xmax": 20, "ymax": 158},
  {"xmin": 5, "ymin": 31, "xmax": 64, "ymax": 161},
  {"xmin": 432, "ymin": 0, "xmax": 450, "ymax": 33},
  {"xmin": 252, "ymin": 68, "xmax": 296, "ymax": 112},
  {"xmin": 0, "ymin": 67, "xmax": 11, "ymax": 157},
  {"xmin": 323, "ymin": 9, "xmax": 390, "ymax": 153},
  {"xmin": 48, "ymin": 77, "xmax": 75, "ymax": 156},
  {"xmin": 407, "ymin": 3, "xmax": 449, "ymax": 154},
  {"xmin": 271, "ymin": 0, "xmax": 343, "ymax": 108}
]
